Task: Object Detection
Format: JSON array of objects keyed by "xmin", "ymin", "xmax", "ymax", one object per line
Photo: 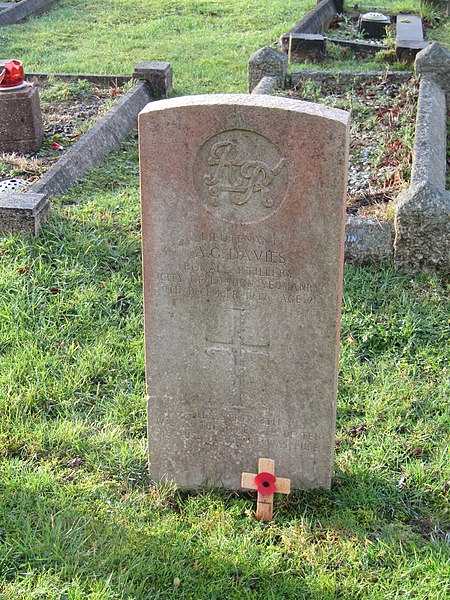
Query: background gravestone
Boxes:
[{"xmin": 139, "ymin": 94, "xmax": 349, "ymax": 490}]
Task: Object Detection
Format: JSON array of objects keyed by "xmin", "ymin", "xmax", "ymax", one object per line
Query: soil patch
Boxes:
[{"xmin": 286, "ymin": 75, "xmax": 419, "ymax": 218}]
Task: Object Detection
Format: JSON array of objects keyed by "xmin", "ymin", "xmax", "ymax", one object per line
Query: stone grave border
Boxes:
[
  {"xmin": 0, "ymin": 0, "xmax": 58, "ymax": 26},
  {"xmin": 248, "ymin": 43, "xmax": 449, "ymax": 273},
  {"xmin": 0, "ymin": 61, "xmax": 172, "ymax": 236},
  {"xmin": 278, "ymin": 0, "xmax": 434, "ymax": 64}
]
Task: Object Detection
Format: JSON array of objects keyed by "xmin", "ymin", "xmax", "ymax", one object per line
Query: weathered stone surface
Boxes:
[
  {"xmin": 139, "ymin": 94, "xmax": 349, "ymax": 490},
  {"xmin": 251, "ymin": 76, "xmax": 277, "ymax": 96},
  {"xmin": 33, "ymin": 80, "xmax": 153, "ymax": 197},
  {"xmin": 395, "ymin": 182, "xmax": 450, "ymax": 273},
  {"xmin": 133, "ymin": 61, "xmax": 173, "ymax": 98},
  {"xmin": 0, "ymin": 85, "xmax": 43, "ymax": 153},
  {"xmin": 411, "ymin": 77, "xmax": 447, "ymax": 189},
  {"xmin": 0, "ymin": 0, "xmax": 58, "ymax": 26},
  {"xmin": 248, "ymin": 46, "xmax": 287, "ymax": 93},
  {"xmin": 344, "ymin": 216, "xmax": 393, "ymax": 265},
  {"xmin": 0, "ymin": 192, "xmax": 49, "ymax": 235},
  {"xmin": 415, "ymin": 42, "xmax": 450, "ymax": 95},
  {"xmin": 396, "ymin": 14, "xmax": 429, "ymax": 61}
]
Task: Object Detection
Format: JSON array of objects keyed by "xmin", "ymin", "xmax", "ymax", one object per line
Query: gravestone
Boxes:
[{"xmin": 139, "ymin": 94, "xmax": 349, "ymax": 490}]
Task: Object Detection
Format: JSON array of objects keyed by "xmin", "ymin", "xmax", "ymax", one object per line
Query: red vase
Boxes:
[{"xmin": 0, "ymin": 60, "xmax": 25, "ymax": 88}]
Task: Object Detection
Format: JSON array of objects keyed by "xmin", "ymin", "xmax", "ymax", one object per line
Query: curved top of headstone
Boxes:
[
  {"xmin": 140, "ymin": 93, "xmax": 349, "ymax": 126},
  {"xmin": 249, "ymin": 45, "xmax": 287, "ymax": 64}
]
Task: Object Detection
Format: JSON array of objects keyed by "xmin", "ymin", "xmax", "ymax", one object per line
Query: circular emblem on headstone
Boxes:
[{"xmin": 193, "ymin": 129, "xmax": 289, "ymax": 224}]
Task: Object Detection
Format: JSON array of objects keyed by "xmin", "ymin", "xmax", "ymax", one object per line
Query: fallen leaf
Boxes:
[
  {"xmin": 173, "ymin": 577, "xmax": 181, "ymax": 588},
  {"xmin": 67, "ymin": 456, "xmax": 83, "ymax": 468},
  {"xmin": 50, "ymin": 287, "xmax": 61, "ymax": 294},
  {"xmin": 18, "ymin": 264, "xmax": 32, "ymax": 274},
  {"xmin": 349, "ymin": 423, "xmax": 366, "ymax": 437}
]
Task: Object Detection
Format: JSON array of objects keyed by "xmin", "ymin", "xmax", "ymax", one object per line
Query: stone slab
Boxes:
[
  {"xmin": 139, "ymin": 94, "xmax": 349, "ymax": 490},
  {"xmin": 344, "ymin": 216, "xmax": 393, "ymax": 265},
  {"xmin": 282, "ymin": 0, "xmax": 336, "ymax": 42},
  {"xmin": 282, "ymin": 33, "xmax": 326, "ymax": 60},
  {"xmin": 251, "ymin": 76, "xmax": 278, "ymax": 96},
  {"xmin": 0, "ymin": 84, "xmax": 43, "ymax": 153},
  {"xmin": 411, "ymin": 78, "xmax": 447, "ymax": 189},
  {"xmin": 396, "ymin": 14, "xmax": 428, "ymax": 60},
  {"xmin": 0, "ymin": 0, "xmax": 58, "ymax": 26},
  {"xmin": 0, "ymin": 191, "xmax": 49, "ymax": 235},
  {"xmin": 396, "ymin": 14, "xmax": 425, "ymax": 42}
]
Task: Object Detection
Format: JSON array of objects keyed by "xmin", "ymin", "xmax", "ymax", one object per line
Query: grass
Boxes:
[
  {"xmin": 0, "ymin": 1, "xmax": 448, "ymax": 94},
  {"xmin": 1, "ymin": 139, "xmax": 449, "ymax": 599},
  {"xmin": 0, "ymin": 1, "xmax": 449, "ymax": 598}
]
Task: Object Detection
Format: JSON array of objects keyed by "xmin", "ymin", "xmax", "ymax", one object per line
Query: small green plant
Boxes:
[
  {"xmin": 419, "ymin": 0, "xmax": 445, "ymax": 27},
  {"xmin": 40, "ymin": 77, "xmax": 95, "ymax": 105}
]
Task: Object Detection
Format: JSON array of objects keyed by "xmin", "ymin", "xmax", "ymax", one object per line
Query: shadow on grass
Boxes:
[{"xmin": 1, "ymin": 459, "xmax": 447, "ymax": 599}]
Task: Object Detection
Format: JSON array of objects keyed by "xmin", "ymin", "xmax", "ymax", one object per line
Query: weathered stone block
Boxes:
[
  {"xmin": 0, "ymin": 192, "xmax": 49, "ymax": 236},
  {"xmin": 133, "ymin": 61, "xmax": 173, "ymax": 98},
  {"xmin": 395, "ymin": 182, "xmax": 450, "ymax": 274},
  {"xmin": 0, "ymin": 85, "xmax": 43, "ymax": 153},
  {"xmin": 345, "ymin": 216, "xmax": 394, "ymax": 265},
  {"xmin": 415, "ymin": 42, "xmax": 450, "ymax": 96},
  {"xmin": 248, "ymin": 46, "xmax": 287, "ymax": 93}
]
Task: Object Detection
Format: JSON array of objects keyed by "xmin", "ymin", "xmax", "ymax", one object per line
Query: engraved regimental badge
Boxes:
[{"xmin": 194, "ymin": 129, "xmax": 289, "ymax": 224}]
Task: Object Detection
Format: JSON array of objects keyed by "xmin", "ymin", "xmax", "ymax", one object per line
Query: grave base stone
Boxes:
[
  {"xmin": 132, "ymin": 61, "xmax": 173, "ymax": 98},
  {"xmin": 0, "ymin": 192, "xmax": 49, "ymax": 236},
  {"xmin": 0, "ymin": 84, "xmax": 43, "ymax": 153},
  {"xmin": 395, "ymin": 182, "xmax": 450, "ymax": 274},
  {"xmin": 139, "ymin": 94, "xmax": 349, "ymax": 490}
]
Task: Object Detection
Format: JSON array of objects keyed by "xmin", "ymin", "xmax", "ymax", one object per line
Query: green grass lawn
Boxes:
[
  {"xmin": 0, "ymin": 144, "xmax": 448, "ymax": 599},
  {"xmin": 0, "ymin": 0, "xmax": 448, "ymax": 93},
  {"xmin": 0, "ymin": 1, "xmax": 449, "ymax": 598}
]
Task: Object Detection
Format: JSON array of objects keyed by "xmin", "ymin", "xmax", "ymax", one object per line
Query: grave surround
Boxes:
[{"xmin": 139, "ymin": 94, "xmax": 349, "ymax": 489}]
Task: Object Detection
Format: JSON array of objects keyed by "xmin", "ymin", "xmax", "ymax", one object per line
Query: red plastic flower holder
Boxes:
[
  {"xmin": 254, "ymin": 472, "xmax": 277, "ymax": 495},
  {"xmin": 0, "ymin": 60, "xmax": 25, "ymax": 89}
]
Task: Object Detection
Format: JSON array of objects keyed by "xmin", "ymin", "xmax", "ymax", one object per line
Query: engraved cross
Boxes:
[{"xmin": 206, "ymin": 308, "xmax": 269, "ymax": 406}]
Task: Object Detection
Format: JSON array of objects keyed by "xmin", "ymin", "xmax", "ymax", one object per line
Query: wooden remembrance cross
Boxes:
[{"xmin": 241, "ymin": 458, "xmax": 291, "ymax": 521}]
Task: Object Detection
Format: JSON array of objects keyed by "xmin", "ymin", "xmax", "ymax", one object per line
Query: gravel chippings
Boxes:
[{"xmin": 288, "ymin": 75, "xmax": 419, "ymax": 218}]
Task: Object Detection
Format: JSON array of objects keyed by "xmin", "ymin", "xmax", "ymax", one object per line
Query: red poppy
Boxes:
[{"xmin": 254, "ymin": 472, "xmax": 277, "ymax": 495}]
